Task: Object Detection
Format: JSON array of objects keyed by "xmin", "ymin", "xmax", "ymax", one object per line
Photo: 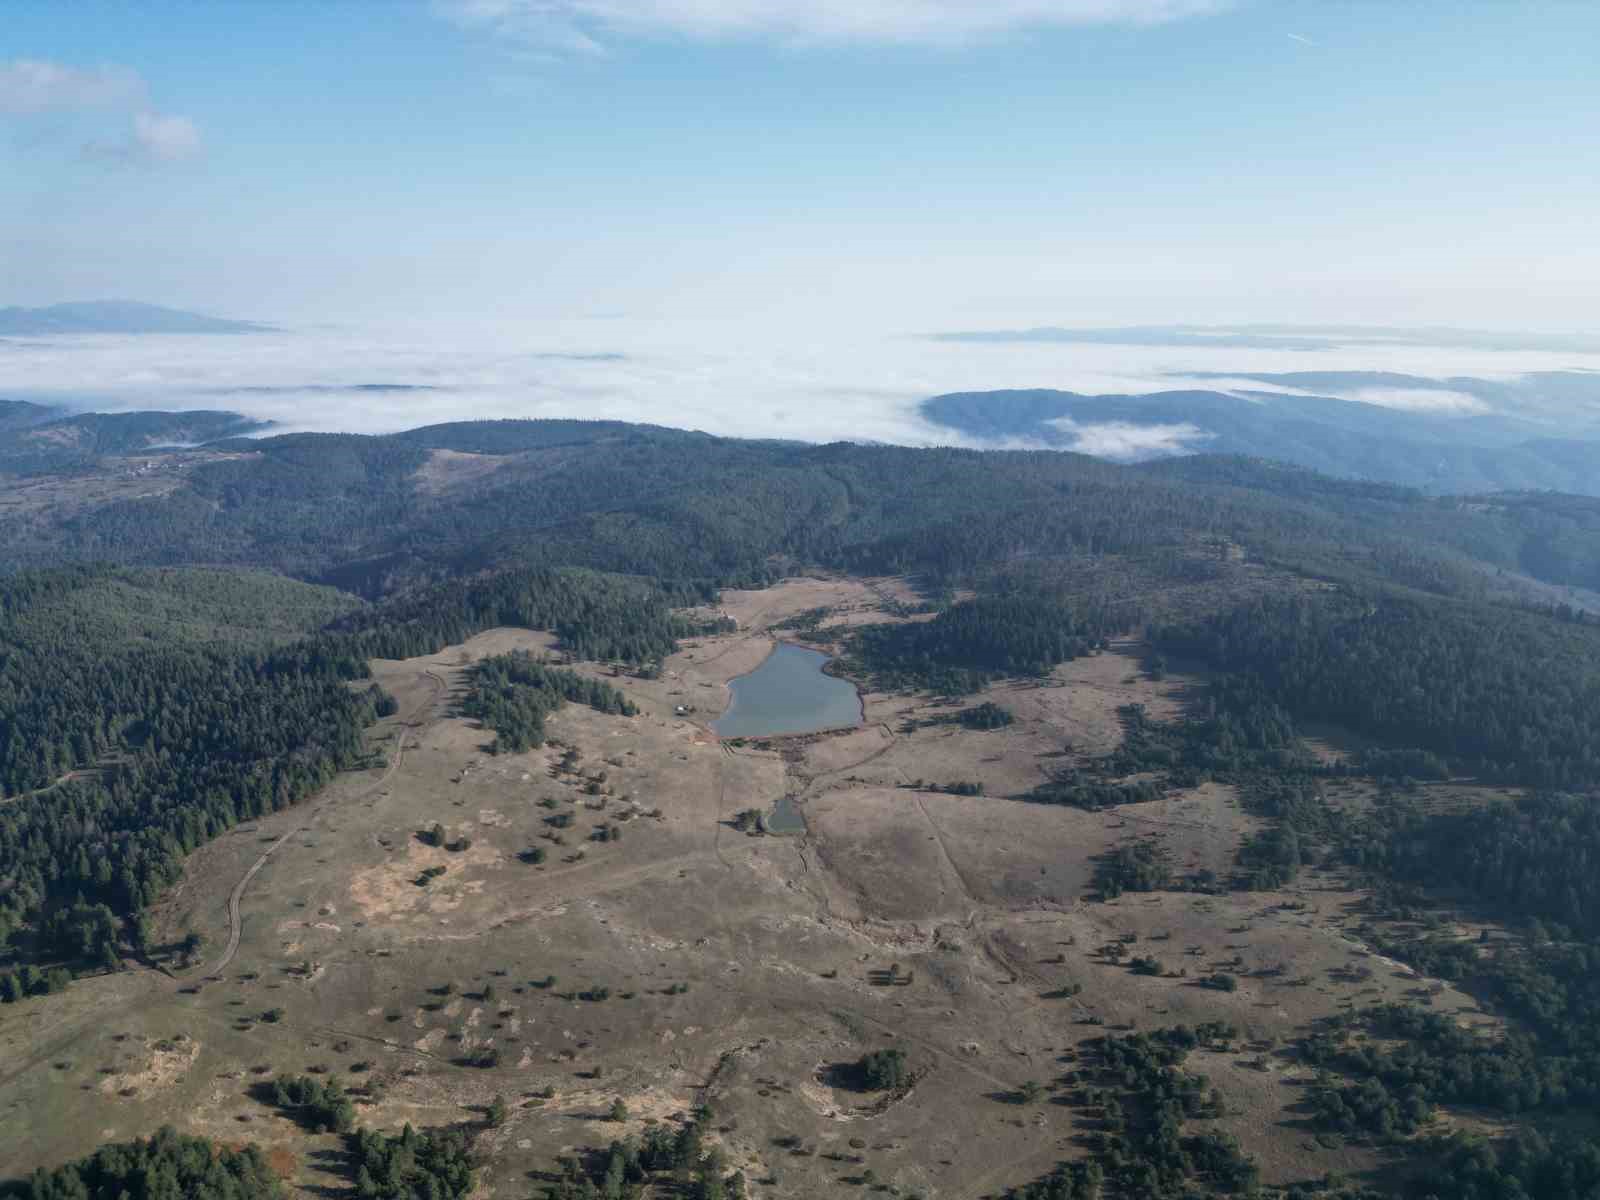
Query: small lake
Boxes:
[{"xmin": 713, "ymin": 642, "xmax": 863, "ymax": 739}]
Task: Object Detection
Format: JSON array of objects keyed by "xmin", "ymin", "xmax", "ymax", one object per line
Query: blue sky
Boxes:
[{"xmin": 4, "ymin": 0, "xmax": 1599, "ymax": 332}]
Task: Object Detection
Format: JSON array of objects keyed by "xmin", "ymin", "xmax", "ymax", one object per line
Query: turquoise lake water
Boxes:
[{"xmin": 713, "ymin": 642, "xmax": 863, "ymax": 738}]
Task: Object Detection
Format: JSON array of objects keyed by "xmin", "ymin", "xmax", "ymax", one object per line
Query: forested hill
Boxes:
[
  {"xmin": 1140, "ymin": 457, "xmax": 1600, "ymax": 595},
  {"xmin": 4, "ymin": 415, "xmax": 1600, "ymax": 601},
  {"xmin": 0, "ymin": 399, "xmax": 62, "ymax": 432},
  {"xmin": 0, "ymin": 409, "xmax": 268, "ymax": 475},
  {"xmin": 385, "ymin": 417, "xmax": 712, "ymax": 452}
]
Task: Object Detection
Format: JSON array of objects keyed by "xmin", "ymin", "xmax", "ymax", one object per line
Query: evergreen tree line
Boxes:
[
  {"xmin": 1419, "ymin": 1128, "xmax": 1600, "ymax": 1200},
  {"xmin": 462, "ymin": 651, "xmax": 637, "ymax": 754},
  {"xmin": 323, "ymin": 566, "xmax": 706, "ymax": 665},
  {"xmin": 8, "ymin": 1126, "xmax": 284, "ymax": 1200},
  {"xmin": 1156, "ymin": 589, "xmax": 1600, "ymax": 789},
  {"xmin": 1355, "ymin": 790, "xmax": 1600, "ymax": 942},
  {"xmin": 846, "ymin": 591, "xmax": 1117, "ymax": 694}
]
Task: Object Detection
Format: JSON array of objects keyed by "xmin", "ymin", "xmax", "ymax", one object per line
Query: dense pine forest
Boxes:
[
  {"xmin": 4, "ymin": 417, "xmax": 1598, "ymax": 603},
  {"xmin": 0, "ymin": 568, "xmax": 381, "ymax": 973},
  {"xmin": 1155, "ymin": 590, "xmax": 1600, "ymax": 788},
  {"xmin": 322, "ymin": 565, "xmax": 709, "ymax": 664},
  {"xmin": 845, "ymin": 592, "xmax": 1115, "ymax": 693}
]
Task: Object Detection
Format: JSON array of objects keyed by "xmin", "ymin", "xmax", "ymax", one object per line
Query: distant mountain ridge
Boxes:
[
  {"xmin": 3, "ymin": 412, "xmax": 1600, "ymax": 606},
  {"xmin": 0, "ymin": 399, "xmax": 64, "ymax": 432},
  {"xmin": 931, "ymin": 323, "xmax": 1600, "ymax": 354},
  {"xmin": 0, "ymin": 301, "xmax": 272, "ymax": 335},
  {"xmin": 0, "ymin": 409, "xmax": 269, "ymax": 475},
  {"xmin": 920, "ymin": 385, "xmax": 1600, "ymax": 497}
]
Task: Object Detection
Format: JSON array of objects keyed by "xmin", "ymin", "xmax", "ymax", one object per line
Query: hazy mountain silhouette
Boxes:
[
  {"xmin": 0, "ymin": 399, "xmax": 64, "ymax": 432},
  {"xmin": 922, "ymin": 386, "xmax": 1600, "ymax": 495},
  {"xmin": 0, "ymin": 301, "xmax": 272, "ymax": 335}
]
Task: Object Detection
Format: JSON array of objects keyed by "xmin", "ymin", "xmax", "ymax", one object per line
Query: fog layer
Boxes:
[{"xmin": 4, "ymin": 318, "xmax": 1600, "ymax": 448}]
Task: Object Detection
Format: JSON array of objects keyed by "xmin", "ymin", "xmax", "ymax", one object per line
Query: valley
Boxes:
[{"xmin": 0, "ymin": 577, "xmax": 1518, "ymax": 1198}]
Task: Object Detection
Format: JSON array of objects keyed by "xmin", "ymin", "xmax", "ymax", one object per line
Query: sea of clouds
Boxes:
[{"xmin": 4, "ymin": 316, "xmax": 1599, "ymax": 453}]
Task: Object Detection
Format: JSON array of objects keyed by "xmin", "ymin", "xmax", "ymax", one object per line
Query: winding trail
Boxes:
[
  {"xmin": 0, "ymin": 766, "xmax": 100, "ymax": 807},
  {"xmin": 205, "ymin": 667, "xmax": 446, "ymax": 975}
]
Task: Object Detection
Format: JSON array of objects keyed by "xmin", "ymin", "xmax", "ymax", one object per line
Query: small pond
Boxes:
[
  {"xmin": 713, "ymin": 642, "xmax": 863, "ymax": 739},
  {"xmin": 765, "ymin": 795, "xmax": 807, "ymax": 834}
]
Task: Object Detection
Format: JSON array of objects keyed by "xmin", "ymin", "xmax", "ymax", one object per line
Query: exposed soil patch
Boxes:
[{"xmin": 97, "ymin": 1037, "xmax": 201, "ymax": 1098}]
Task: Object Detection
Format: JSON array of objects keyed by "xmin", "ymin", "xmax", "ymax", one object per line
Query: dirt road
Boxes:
[{"xmin": 205, "ymin": 667, "xmax": 446, "ymax": 975}]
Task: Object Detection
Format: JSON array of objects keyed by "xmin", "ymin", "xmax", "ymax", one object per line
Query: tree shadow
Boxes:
[{"xmin": 816, "ymin": 1061, "xmax": 874, "ymax": 1091}]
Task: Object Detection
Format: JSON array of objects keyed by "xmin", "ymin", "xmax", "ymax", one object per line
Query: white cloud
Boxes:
[
  {"xmin": 130, "ymin": 111, "xmax": 203, "ymax": 162},
  {"xmin": 1048, "ymin": 417, "xmax": 1212, "ymax": 459},
  {"xmin": 2, "ymin": 58, "xmax": 201, "ymax": 165},
  {"xmin": 84, "ymin": 110, "xmax": 206, "ymax": 165},
  {"xmin": 1347, "ymin": 387, "xmax": 1489, "ymax": 415},
  {"xmin": 0, "ymin": 59, "xmax": 144, "ymax": 113},
  {"xmin": 444, "ymin": 0, "xmax": 1229, "ymax": 49}
]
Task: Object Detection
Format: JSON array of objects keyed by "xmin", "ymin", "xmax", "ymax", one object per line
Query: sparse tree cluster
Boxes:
[
  {"xmin": 462, "ymin": 651, "xmax": 637, "ymax": 754},
  {"xmin": 270, "ymin": 1074, "xmax": 357, "ymax": 1134}
]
